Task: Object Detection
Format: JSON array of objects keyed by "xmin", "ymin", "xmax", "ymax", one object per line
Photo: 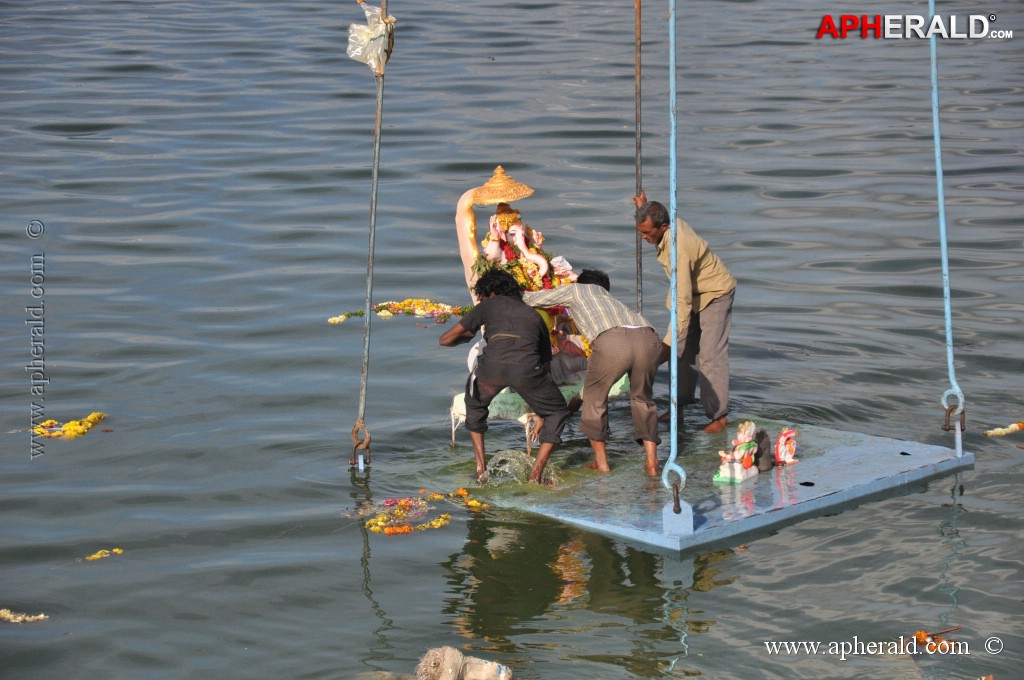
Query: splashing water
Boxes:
[{"xmin": 486, "ymin": 450, "xmax": 558, "ymax": 486}]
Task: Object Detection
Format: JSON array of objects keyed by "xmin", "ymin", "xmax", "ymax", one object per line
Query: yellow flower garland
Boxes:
[
  {"xmin": 33, "ymin": 412, "xmax": 106, "ymax": 440},
  {"xmin": 81, "ymin": 548, "xmax": 124, "ymax": 562},
  {"xmin": 356, "ymin": 488, "xmax": 489, "ymax": 536},
  {"xmin": 329, "ymin": 298, "xmax": 471, "ymax": 325},
  {"xmin": 0, "ymin": 608, "xmax": 48, "ymax": 624}
]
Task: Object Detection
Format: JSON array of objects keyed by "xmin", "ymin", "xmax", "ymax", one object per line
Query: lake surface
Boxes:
[{"xmin": 2, "ymin": 1, "xmax": 1021, "ymax": 678}]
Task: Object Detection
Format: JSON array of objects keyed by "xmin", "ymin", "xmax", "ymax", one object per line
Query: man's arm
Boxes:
[{"xmin": 439, "ymin": 322, "xmax": 475, "ymax": 347}]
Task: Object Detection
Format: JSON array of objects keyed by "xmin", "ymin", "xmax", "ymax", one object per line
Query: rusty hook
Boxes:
[
  {"xmin": 942, "ymin": 405, "xmax": 966, "ymax": 433},
  {"xmin": 671, "ymin": 481, "xmax": 682, "ymax": 514},
  {"xmin": 350, "ymin": 420, "xmax": 372, "ymax": 466}
]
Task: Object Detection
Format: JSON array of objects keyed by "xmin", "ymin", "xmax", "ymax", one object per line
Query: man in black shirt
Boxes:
[{"xmin": 440, "ymin": 269, "xmax": 569, "ymax": 482}]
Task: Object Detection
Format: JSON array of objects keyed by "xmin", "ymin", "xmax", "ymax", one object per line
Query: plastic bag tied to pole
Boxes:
[{"xmin": 347, "ymin": 2, "xmax": 395, "ymax": 76}]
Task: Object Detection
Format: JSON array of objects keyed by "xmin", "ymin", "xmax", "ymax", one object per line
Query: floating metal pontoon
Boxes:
[{"xmin": 487, "ymin": 419, "xmax": 973, "ymax": 553}]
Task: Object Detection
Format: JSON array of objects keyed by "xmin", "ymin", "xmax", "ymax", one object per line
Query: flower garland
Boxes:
[
  {"xmin": 33, "ymin": 412, "xmax": 107, "ymax": 440},
  {"xmin": 353, "ymin": 488, "xmax": 490, "ymax": 536},
  {"xmin": 475, "ymin": 244, "xmax": 555, "ymax": 291},
  {"xmin": 472, "ymin": 225, "xmax": 591, "ymax": 358},
  {"xmin": 80, "ymin": 548, "xmax": 124, "ymax": 562},
  {"xmin": 329, "ymin": 298, "xmax": 471, "ymax": 325},
  {"xmin": 984, "ymin": 420, "xmax": 1024, "ymax": 437},
  {"xmin": 912, "ymin": 626, "xmax": 961, "ymax": 653},
  {"xmin": 474, "ymin": 230, "xmax": 575, "ymax": 292},
  {"xmin": 0, "ymin": 608, "xmax": 48, "ymax": 624}
]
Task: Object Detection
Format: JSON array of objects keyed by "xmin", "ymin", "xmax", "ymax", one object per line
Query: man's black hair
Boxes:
[
  {"xmin": 577, "ymin": 268, "xmax": 611, "ymax": 292},
  {"xmin": 473, "ymin": 267, "xmax": 523, "ymax": 300}
]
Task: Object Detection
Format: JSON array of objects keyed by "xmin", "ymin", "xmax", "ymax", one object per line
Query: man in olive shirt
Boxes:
[
  {"xmin": 633, "ymin": 191, "xmax": 737, "ymax": 434},
  {"xmin": 523, "ymin": 269, "xmax": 662, "ymax": 477}
]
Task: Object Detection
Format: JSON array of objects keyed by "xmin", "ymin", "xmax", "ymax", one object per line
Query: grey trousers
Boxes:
[
  {"xmin": 678, "ymin": 288, "xmax": 734, "ymax": 420},
  {"xmin": 580, "ymin": 326, "xmax": 662, "ymax": 444}
]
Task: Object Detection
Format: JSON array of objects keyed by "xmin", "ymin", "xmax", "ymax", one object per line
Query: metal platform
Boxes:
[{"xmin": 487, "ymin": 419, "xmax": 974, "ymax": 553}]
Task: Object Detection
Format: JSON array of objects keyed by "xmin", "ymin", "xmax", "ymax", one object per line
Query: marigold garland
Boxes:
[
  {"xmin": 352, "ymin": 488, "xmax": 490, "ymax": 536},
  {"xmin": 329, "ymin": 298, "xmax": 471, "ymax": 325},
  {"xmin": 912, "ymin": 626, "xmax": 961, "ymax": 653},
  {"xmin": 0, "ymin": 608, "xmax": 48, "ymax": 624},
  {"xmin": 80, "ymin": 548, "xmax": 124, "ymax": 562},
  {"xmin": 984, "ymin": 420, "xmax": 1024, "ymax": 437},
  {"xmin": 33, "ymin": 412, "xmax": 106, "ymax": 440}
]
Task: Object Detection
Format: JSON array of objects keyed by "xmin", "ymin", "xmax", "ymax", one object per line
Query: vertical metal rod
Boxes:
[
  {"xmin": 354, "ymin": 0, "xmax": 389, "ymax": 460},
  {"xmin": 634, "ymin": 0, "xmax": 644, "ymax": 314},
  {"xmin": 357, "ymin": 74, "xmax": 384, "ymax": 425}
]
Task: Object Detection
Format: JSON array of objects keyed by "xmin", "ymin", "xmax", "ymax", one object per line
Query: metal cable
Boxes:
[
  {"xmin": 661, "ymin": 0, "xmax": 686, "ymax": 492},
  {"xmin": 928, "ymin": 0, "xmax": 965, "ymax": 457},
  {"xmin": 635, "ymin": 0, "xmax": 644, "ymax": 314},
  {"xmin": 352, "ymin": 0, "xmax": 392, "ymax": 467}
]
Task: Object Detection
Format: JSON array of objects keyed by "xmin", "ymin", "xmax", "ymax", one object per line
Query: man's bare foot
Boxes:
[
  {"xmin": 703, "ymin": 416, "xmax": 728, "ymax": 434},
  {"xmin": 644, "ymin": 463, "xmax": 661, "ymax": 478},
  {"xmin": 585, "ymin": 461, "xmax": 611, "ymax": 473},
  {"xmin": 474, "ymin": 468, "xmax": 488, "ymax": 482}
]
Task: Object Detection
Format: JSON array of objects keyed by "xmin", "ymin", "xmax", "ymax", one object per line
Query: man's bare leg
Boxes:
[
  {"xmin": 528, "ymin": 442, "xmax": 556, "ymax": 483},
  {"xmin": 704, "ymin": 415, "xmax": 728, "ymax": 434},
  {"xmin": 469, "ymin": 431, "xmax": 487, "ymax": 481},
  {"xmin": 643, "ymin": 440, "xmax": 660, "ymax": 477},
  {"xmin": 586, "ymin": 439, "xmax": 611, "ymax": 473}
]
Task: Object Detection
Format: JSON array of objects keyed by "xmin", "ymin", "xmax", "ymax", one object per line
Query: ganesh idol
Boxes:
[
  {"xmin": 455, "ymin": 166, "xmax": 575, "ymax": 296},
  {"xmin": 454, "ymin": 166, "xmax": 586, "ymax": 384}
]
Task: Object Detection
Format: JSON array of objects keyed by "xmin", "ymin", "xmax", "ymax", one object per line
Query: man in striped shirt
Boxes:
[{"xmin": 523, "ymin": 270, "xmax": 662, "ymax": 477}]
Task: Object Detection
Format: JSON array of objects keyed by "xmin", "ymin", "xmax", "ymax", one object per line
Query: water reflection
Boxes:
[{"xmin": 442, "ymin": 514, "xmax": 740, "ymax": 674}]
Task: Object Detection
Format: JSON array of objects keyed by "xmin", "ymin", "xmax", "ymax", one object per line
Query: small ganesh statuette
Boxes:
[
  {"xmin": 713, "ymin": 420, "xmax": 759, "ymax": 484},
  {"xmin": 774, "ymin": 428, "xmax": 798, "ymax": 466}
]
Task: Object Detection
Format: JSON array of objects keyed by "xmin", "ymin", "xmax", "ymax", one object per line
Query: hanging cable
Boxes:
[
  {"xmin": 661, "ymin": 0, "xmax": 686, "ymax": 494},
  {"xmin": 346, "ymin": 0, "xmax": 396, "ymax": 468},
  {"xmin": 634, "ymin": 0, "xmax": 644, "ymax": 314},
  {"xmin": 928, "ymin": 0, "xmax": 965, "ymax": 457}
]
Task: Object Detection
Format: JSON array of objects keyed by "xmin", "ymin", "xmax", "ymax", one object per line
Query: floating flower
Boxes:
[
  {"xmin": 912, "ymin": 626, "xmax": 962, "ymax": 653},
  {"xmin": 984, "ymin": 420, "xmax": 1024, "ymax": 437},
  {"xmin": 0, "ymin": 608, "xmax": 48, "ymax": 624},
  {"xmin": 81, "ymin": 547, "xmax": 124, "ymax": 562},
  {"xmin": 350, "ymin": 488, "xmax": 488, "ymax": 535},
  {"xmin": 329, "ymin": 299, "xmax": 471, "ymax": 325},
  {"xmin": 33, "ymin": 412, "xmax": 107, "ymax": 439}
]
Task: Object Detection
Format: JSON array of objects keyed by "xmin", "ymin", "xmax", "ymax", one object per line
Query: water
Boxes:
[{"xmin": 2, "ymin": 0, "xmax": 1021, "ymax": 678}]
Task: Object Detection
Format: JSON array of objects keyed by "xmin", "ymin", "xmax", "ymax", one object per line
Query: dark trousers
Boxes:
[{"xmin": 465, "ymin": 357, "xmax": 569, "ymax": 444}]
